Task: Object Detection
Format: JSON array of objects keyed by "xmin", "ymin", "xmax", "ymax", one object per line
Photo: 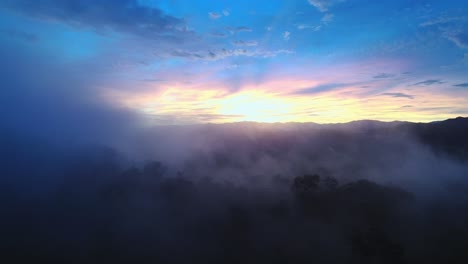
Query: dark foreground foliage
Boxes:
[
  {"xmin": 1, "ymin": 117, "xmax": 468, "ymax": 263},
  {"xmin": 1, "ymin": 156, "xmax": 468, "ymax": 264}
]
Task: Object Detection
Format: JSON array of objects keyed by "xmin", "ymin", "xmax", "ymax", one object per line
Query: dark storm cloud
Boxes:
[{"xmin": 1, "ymin": 0, "xmax": 187, "ymax": 38}]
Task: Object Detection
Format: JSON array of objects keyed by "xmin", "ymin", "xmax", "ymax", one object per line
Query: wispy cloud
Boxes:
[
  {"xmin": 308, "ymin": 0, "xmax": 331, "ymax": 12},
  {"xmin": 170, "ymin": 48, "xmax": 292, "ymax": 61},
  {"xmin": 1, "ymin": 0, "xmax": 187, "ymax": 38},
  {"xmin": 373, "ymin": 73, "xmax": 395, "ymax": 79},
  {"xmin": 208, "ymin": 12, "xmax": 222, "ymax": 19},
  {"xmin": 308, "ymin": 0, "xmax": 345, "ymax": 13},
  {"xmin": 226, "ymin": 26, "xmax": 253, "ymax": 34},
  {"xmin": 321, "ymin": 13, "xmax": 334, "ymax": 24},
  {"xmin": 232, "ymin": 40, "xmax": 258, "ymax": 47},
  {"xmin": 297, "ymin": 24, "xmax": 321, "ymax": 31},
  {"xmin": 292, "ymin": 83, "xmax": 353, "ymax": 95},
  {"xmin": 381, "ymin": 92, "xmax": 414, "ymax": 99},
  {"xmin": 413, "ymin": 80, "xmax": 444, "ymax": 86},
  {"xmin": 297, "ymin": 13, "xmax": 334, "ymax": 31},
  {"xmin": 454, "ymin": 83, "xmax": 468, "ymax": 87},
  {"xmin": 209, "ymin": 9, "xmax": 230, "ymax": 19},
  {"xmin": 238, "ymin": 26, "xmax": 252, "ymax": 31},
  {"xmin": 283, "ymin": 31, "xmax": 291, "ymax": 41},
  {"xmin": 210, "ymin": 32, "xmax": 228, "ymax": 38},
  {"xmin": 0, "ymin": 29, "xmax": 38, "ymax": 42},
  {"xmin": 444, "ymin": 31, "xmax": 468, "ymax": 49},
  {"xmin": 420, "ymin": 16, "xmax": 466, "ymax": 27}
]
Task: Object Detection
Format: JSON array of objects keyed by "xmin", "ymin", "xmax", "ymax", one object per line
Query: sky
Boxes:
[{"xmin": 1, "ymin": 0, "xmax": 468, "ymax": 125}]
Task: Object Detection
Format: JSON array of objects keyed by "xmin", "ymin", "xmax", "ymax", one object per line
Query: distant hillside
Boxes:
[{"xmin": 403, "ymin": 117, "xmax": 468, "ymax": 160}]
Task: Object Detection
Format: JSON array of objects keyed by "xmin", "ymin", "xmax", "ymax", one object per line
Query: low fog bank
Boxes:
[
  {"xmin": 133, "ymin": 120, "xmax": 468, "ymax": 195},
  {"xmin": 1, "ymin": 118, "xmax": 468, "ymax": 263},
  {"xmin": 3, "ymin": 20, "xmax": 468, "ymax": 263}
]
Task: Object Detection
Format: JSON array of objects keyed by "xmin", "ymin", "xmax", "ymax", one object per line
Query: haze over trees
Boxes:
[
  {"xmin": 1, "ymin": 118, "xmax": 468, "ymax": 263},
  {"xmin": 2, "ymin": 0, "xmax": 468, "ymax": 263}
]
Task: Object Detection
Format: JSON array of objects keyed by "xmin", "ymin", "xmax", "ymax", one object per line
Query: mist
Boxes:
[
  {"xmin": 2, "ymin": 1, "xmax": 468, "ymax": 263},
  {"xmin": 2, "ymin": 49, "xmax": 468, "ymax": 262},
  {"xmin": 2, "ymin": 107, "xmax": 468, "ymax": 263}
]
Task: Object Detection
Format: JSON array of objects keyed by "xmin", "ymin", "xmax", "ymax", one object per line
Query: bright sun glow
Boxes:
[
  {"xmin": 104, "ymin": 79, "xmax": 468, "ymax": 124},
  {"xmin": 217, "ymin": 91, "xmax": 295, "ymax": 123}
]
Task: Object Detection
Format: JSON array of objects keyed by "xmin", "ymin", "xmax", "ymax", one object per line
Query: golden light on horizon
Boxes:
[
  {"xmin": 216, "ymin": 90, "xmax": 296, "ymax": 123},
  {"xmin": 103, "ymin": 78, "xmax": 468, "ymax": 125}
]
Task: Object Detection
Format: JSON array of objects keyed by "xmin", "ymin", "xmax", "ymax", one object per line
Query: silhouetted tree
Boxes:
[{"xmin": 292, "ymin": 174, "xmax": 320, "ymax": 198}]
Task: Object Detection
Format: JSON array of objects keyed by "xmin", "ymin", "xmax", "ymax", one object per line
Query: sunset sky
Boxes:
[{"xmin": 1, "ymin": 0, "xmax": 468, "ymax": 124}]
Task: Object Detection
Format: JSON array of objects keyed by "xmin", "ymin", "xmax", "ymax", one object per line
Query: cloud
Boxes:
[
  {"xmin": 373, "ymin": 73, "xmax": 395, "ymax": 79},
  {"xmin": 453, "ymin": 83, "xmax": 468, "ymax": 87},
  {"xmin": 283, "ymin": 31, "xmax": 291, "ymax": 41},
  {"xmin": 226, "ymin": 26, "xmax": 253, "ymax": 35},
  {"xmin": 381, "ymin": 92, "xmax": 414, "ymax": 99},
  {"xmin": 208, "ymin": 12, "xmax": 222, "ymax": 19},
  {"xmin": 297, "ymin": 24, "xmax": 310, "ymax": 30},
  {"xmin": 225, "ymin": 63, "xmax": 240, "ymax": 70},
  {"xmin": 308, "ymin": 0, "xmax": 331, "ymax": 12},
  {"xmin": 321, "ymin": 13, "xmax": 334, "ymax": 24},
  {"xmin": 171, "ymin": 49, "xmax": 205, "ymax": 59},
  {"xmin": 0, "ymin": 38, "xmax": 140, "ymax": 146},
  {"xmin": 1, "ymin": 0, "xmax": 187, "ymax": 38},
  {"xmin": 292, "ymin": 83, "xmax": 353, "ymax": 95},
  {"xmin": 236, "ymin": 26, "xmax": 252, "ymax": 32},
  {"xmin": 0, "ymin": 28, "xmax": 38, "ymax": 42},
  {"xmin": 210, "ymin": 32, "xmax": 228, "ymax": 38},
  {"xmin": 170, "ymin": 48, "xmax": 292, "ymax": 61},
  {"xmin": 444, "ymin": 31, "xmax": 468, "ymax": 49},
  {"xmin": 308, "ymin": 0, "xmax": 345, "ymax": 13},
  {"xmin": 232, "ymin": 40, "xmax": 258, "ymax": 47},
  {"xmin": 413, "ymin": 80, "xmax": 444, "ymax": 86},
  {"xmin": 151, "ymin": 113, "xmax": 244, "ymax": 124},
  {"xmin": 420, "ymin": 16, "xmax": 466, "ymax": 27},
  {"xmin": 209, "ymin": 9, "xmax": 230, "ymax": 19},
  {"xmin": 297, "ymin": 13, "xmax": 334, "ymax": 31},
  {"xmin": 416, "ymin": 107, "xmax": 455, "ymax": 112},
  {"xmin": 297, "ymin": 24, "xmax": 322, "ymax": 31},
  {"xmin": 139, "ymin": 78, "xmax": 166, "ymax": 83}
]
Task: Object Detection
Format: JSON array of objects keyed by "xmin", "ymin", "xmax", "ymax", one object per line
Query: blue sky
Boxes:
[{"xmin": 1, "ymin": 0, "xmax": 468, "ymax": 125}]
